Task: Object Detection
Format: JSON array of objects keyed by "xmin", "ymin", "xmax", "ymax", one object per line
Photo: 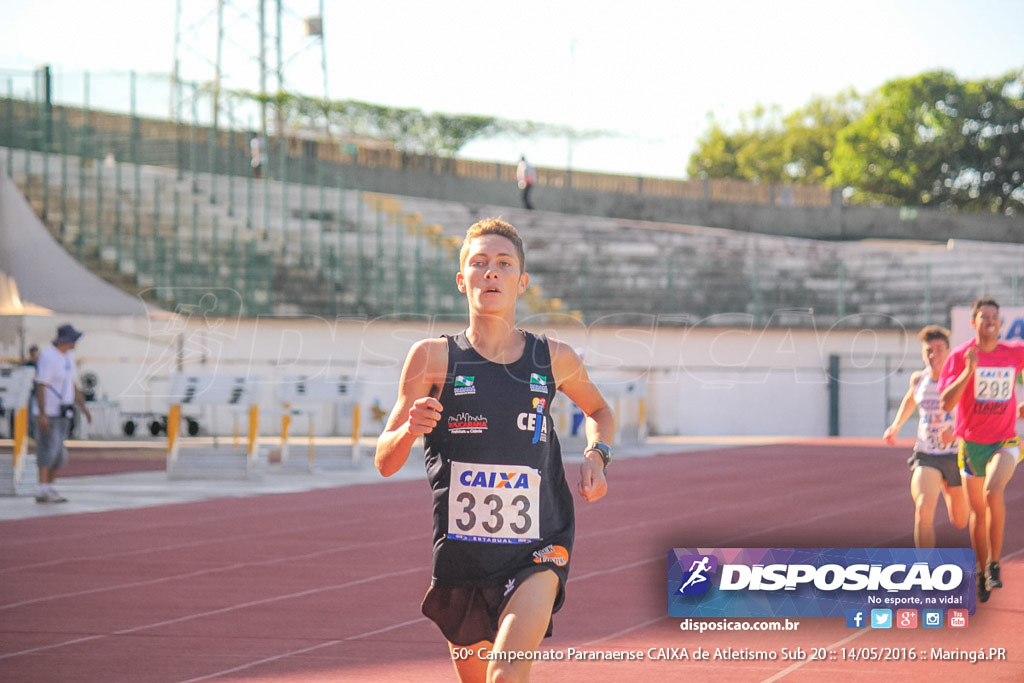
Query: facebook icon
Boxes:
[{"xmin": 845, "ymin": 609, "xmax": 866, "ymax": 629}]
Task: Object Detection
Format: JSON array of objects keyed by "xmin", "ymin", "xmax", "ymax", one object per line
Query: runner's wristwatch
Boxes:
[{"xmin": 586, "ymin": 441, "xmax": 612, "ymax": 474}]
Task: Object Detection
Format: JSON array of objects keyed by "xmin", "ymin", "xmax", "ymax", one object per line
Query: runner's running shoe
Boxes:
[{"xmin": 986, "ymin": 562, "xmax": 1002, "ymax": 590}]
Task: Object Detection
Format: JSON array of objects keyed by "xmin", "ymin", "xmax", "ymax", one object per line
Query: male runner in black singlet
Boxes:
[{"xmin": 376, "ymin": 218, "xmax": 615, "ymax": 682}]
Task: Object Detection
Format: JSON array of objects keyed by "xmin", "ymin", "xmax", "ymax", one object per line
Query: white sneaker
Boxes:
[{"xmin": 46, "ymin": 490, "xmax": 68, "ymax": 503}]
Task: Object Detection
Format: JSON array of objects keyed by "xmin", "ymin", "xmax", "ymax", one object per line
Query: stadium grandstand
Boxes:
[
  {"xmin": 1, "ymin": 72, "xmax": 1022, "ymax": 329},
  {"xmin": 2, "ymin": 69, "xmax": 1023, "ymax": 440}
]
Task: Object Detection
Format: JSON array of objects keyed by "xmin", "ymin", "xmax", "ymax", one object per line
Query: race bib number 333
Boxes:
[{"xmin": 448, "ymin": 461, "xmax": 541, "ymax": 544}]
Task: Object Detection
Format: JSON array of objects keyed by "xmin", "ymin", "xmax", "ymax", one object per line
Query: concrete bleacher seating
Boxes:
[{"xmin": 4, "ymin": 145, "xmax": 1023, "ymax": 329}]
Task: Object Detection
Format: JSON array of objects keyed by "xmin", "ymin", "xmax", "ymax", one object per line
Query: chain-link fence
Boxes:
[{"xmin": 3, "ymin": 68, "xmax": 1023, "ymax": 328}]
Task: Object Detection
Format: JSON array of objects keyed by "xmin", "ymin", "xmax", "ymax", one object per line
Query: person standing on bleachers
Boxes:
[
  {"xmin": 516, "ymin": 155, "xmax": 536, "ymax": 210},
  {"xmin": 249, "ymin": 133, "xmax": 266, "ymax": 179},
  {"xmin": 33, "ymin": 325, "xmax": 91, "ymax": 504}
]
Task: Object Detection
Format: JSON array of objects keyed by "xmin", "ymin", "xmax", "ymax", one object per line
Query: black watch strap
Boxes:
[{"xmin": 586, "ymin": 441, "xmax": 612, "ymax": 473}]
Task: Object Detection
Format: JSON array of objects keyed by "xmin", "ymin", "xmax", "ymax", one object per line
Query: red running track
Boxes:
[{"xmin": 1, "ymin": 441, "xmax": 1022, "ymax": 682}]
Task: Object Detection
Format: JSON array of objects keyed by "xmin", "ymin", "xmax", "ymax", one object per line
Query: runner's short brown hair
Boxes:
[
  {"xmin": 971, "ymin": 297, "xmax": 999, "ymax": 317},
  {"xmin": 918, "ymin": 325, "xmax": 950, "ymax": 345},
  {"xmin": 460, "ymin": 218, "xmax": 525, "ymax": 273}
]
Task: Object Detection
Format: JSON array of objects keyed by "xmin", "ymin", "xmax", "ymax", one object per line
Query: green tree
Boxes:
[
  {"xmin": 688, "ymin": 95, "xmax": 858, "ymax": 185},
  {"xmin": 781, "ymin": 90, "xmax": 860, "ymax": 184},
  {"xmin": 234, "ymin": 91, "xmax": 603, "ymax": 158},
  {"xmin": 831, "ymin": 70, "xmax": 1024, "ymax": 213},
  {"xmin": 687, "ymin": 106, "xmax": 785, "ymax": 182}
]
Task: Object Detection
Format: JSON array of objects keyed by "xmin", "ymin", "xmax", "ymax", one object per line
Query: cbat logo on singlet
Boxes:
[
  {"xmin": 448, "ymin": 412, "xmax": 488, "ymax": 434},
  {"xmin": 529, "ymin": 373, "xmax": 549, "ymax": 394},
  {"xmin": 453, "ymin": 375, "xmax": 476, "ymax": 395}
]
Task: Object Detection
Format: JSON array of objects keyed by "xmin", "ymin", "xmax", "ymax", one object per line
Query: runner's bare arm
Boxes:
[
  {"xmin": 940, "ymin": 346, "xmax": 976, "ymax": 413},
  {"xmin": 550, "ymin": 339, "xmax": 615, "ymax": 502},
  {"xmin": 375, "ymin": 339, "xmax": 448, "ymax": 477},
  {"xmin": 883, "ymin": 371, "xmax": 921, "ymax": 444}
]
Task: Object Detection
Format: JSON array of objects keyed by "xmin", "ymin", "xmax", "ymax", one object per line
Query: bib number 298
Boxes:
[
  {"xmin": 975, "ymin": 367, "xmax": 1014, "ymax": 402},
  {"xmin": 448, "ymin": 462, "xmax": 541, "ymax": 544}
]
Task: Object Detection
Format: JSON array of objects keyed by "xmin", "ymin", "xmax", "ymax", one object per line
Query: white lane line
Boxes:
[
  {"xmin": 759, "ymin": 630, "xmax": 870, "ymax": 682},
  {"xmin": 0, "ymin": 531, "xmax": 423, "ymax": 610},
  {"xmin": 0, "ymin": 565, "xmax": 426, "ymax": 660}
]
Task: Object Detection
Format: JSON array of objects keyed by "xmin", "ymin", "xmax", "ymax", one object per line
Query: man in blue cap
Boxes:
[{"xmin": 32, "ymin": 324, "xmax": 92, "ymax": 503}]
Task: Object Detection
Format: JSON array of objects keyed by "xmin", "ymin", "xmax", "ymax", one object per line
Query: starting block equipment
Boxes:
[
  {"xmin": 165, "ymin": 373, "xmax": 264, "ymax": 479},
  {"xmin": 273, "ymin": 375, "xmax": 362, "ymax": 471},
  {"xmin": 0, "ymin": 366, "xmax": 37, "ymax": 495}
]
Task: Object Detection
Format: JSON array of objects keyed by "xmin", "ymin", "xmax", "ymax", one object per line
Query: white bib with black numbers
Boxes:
[
  {"xmin": 974, "ymin": 366, "xmax": 1015, "ymax": 403},
  {"xmin": 447, "ymin": 461, "xmax": 541, "ymax": 544}
]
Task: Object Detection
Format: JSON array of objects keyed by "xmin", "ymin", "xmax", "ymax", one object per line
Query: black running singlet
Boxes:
[{"xmin": 423, "ymin": 331, "xmax": 575, "ymax": 586}]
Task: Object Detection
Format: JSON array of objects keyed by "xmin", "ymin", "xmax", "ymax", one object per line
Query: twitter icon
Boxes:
[{"xmin": 870, "ymin": 609, "xmax": 892, "ymax": 629}]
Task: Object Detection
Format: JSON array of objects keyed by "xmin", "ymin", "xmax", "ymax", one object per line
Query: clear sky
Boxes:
[{"xmin": 1, "ymin": 0, "xmax": 1022, "ymax": 179}]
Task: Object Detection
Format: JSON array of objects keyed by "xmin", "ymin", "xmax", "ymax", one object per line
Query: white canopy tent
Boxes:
[
  {"xmin": 0, "ymin": 168, "xmax": 153, "ymax": 318},
  {"xmin": 0, "ymin": 270, "xmax": 53, "ymax": 360},
  {"xmin": 0, "ymin": 167, "xmax": 163, "ymax": 362}
]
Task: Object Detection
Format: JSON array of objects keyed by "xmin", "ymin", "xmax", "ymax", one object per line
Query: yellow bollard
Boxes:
[
  {"xmin": 167, "ymin": 404, "xmax": 181, "ymax": 455},
  {"xmin": 281, "ymin": 403, "xmax": 291, "ymax": 463},
  {"xmin": 352, "ymin": 403, "xmax": 362, "ymax": 463},
  {"xmin": 637, "ymin": 398, "xmax": 647, "ymax": 441},
  {"xmin": 352, "ymin": 403, "xmax": 361, "ymax": 447},
  {"xmin": 308, "ymin": 415, "xmax": 315, "ymax": 467},
  {"xmin": 247, "ymin": 405, "xmax": 259, "ymax": 459},
  {"xmin": 166, "ymin": 404, "xmax": 181, "ymax": 470},
  {"xmin": 12, "ymin": 407, "xmax": 28, "ymax": 468}
]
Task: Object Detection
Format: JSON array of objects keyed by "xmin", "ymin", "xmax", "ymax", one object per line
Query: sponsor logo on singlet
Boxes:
[
  {"xmin": 517, "ymin": 400, "xmax": 548, "ymax": 443},
  {"xmin": 453, "ymin": 375, "xmax": 476, "ymax": 395},
  {"xmin": 448, "ymin": 412, "xmax": 488, "ymax": 434},
  {"xmin": 458, "ymin": 468, "xmax": 533, "ymax": 489},
  {"xmin": 532, "ymin": 544, "xmax": 569, "ymax": 566},
  {"xmin": 529, "ymin": 373, "xmax": 549, "ymax": 394},
  {"xmin": 974, "ymin": 402, "xmax": 1008, "ymax": 415}
]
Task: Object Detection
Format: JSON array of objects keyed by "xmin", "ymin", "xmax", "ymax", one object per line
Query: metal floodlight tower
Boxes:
[{"xmin": 171, "ymin": 0, "xmax": 328, "ymax": 140}]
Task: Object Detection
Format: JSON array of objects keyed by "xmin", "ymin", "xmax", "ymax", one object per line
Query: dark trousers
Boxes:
[{"xmin": 521, "ymin": 184, "xmax": 534, "ymax": 210}]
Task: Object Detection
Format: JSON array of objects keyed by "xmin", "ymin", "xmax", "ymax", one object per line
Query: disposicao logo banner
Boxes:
[{"xmin": 668, "ymin": 548, "xmax": 976, "ymax": 618}]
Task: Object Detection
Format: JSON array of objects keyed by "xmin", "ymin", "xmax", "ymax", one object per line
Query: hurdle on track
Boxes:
[
  {"xmin": 603, "ymin": 377, "xmax": 648, "ymax": 443},
  {"xmin": 551, "ymin": 377, "xmax": 648, "ymax": 452},
  {"xmin": 272, "ymin": 375, "xmax": 362, "ymax": 471},
  {"xmin": 165, "ymin": 373, "xmax": 263, "ymax": 479},
  {"xmin": 0, "ymin": 366, "xmax": 37, "ymax": 495}
]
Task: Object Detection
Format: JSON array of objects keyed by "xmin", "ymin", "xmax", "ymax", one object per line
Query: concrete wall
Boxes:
[
  {"xmin": 7, "ymin": 312, "xmax": 924, "ymax": 440},
  {"xmin": 333, "ymin": 162, "xmax": 1024, "ymax": 244}
]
